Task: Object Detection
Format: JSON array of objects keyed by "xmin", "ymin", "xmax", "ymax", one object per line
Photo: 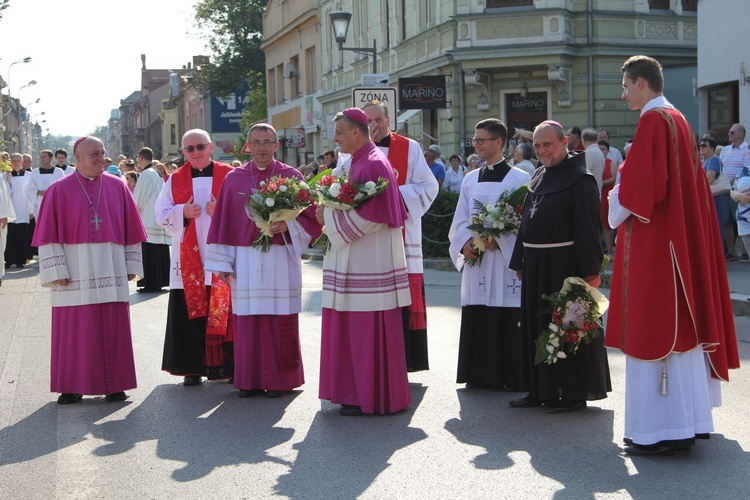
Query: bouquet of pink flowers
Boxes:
[
  {"xmin": 464, "ymin": 184, "xmax": 527, "ymax": 267},
  {"xmin": 534, "ymin": 277, "xmax": 609, "ymax": 365},
  {"xmin": 244, "ymin": 175, "xmax": 312, "ymax": 252},
  {"xmin": 312, "ymin": 174, "xmax": 389, "ymax": 251}
]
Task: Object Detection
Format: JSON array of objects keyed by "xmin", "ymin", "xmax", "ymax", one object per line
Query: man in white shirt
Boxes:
[
  {"xmin": 597, "ymin": 130, "xmax": 624, "ymax": 165},
  {"xmin": 582, "ymin": 128, "xmax": 606, "ymax": 194}
]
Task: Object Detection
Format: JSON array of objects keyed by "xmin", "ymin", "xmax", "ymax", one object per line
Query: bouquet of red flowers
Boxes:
[
  {"xmin": 534, "ymin": 277, "xmax": 609, "ymax": 365},
  {"xmin": 464, "ymin": 184, "xmax": 527, "ymax": 267},
  {"xmin": 244, "ymin": 175, "xmax": 312, "ymax": 252},
  {"xmin": 312, "ymin": 174, "xmax": 389, "ymax": 251}
]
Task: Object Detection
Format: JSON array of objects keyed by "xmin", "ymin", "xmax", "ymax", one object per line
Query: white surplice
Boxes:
[
  {"xmin": 0, "ymin": 176, "xmax": 17, "ymax": 276},
  {"xmin": 448, "ymin": 167, "xmax": 530, "ymax": 307},
  {"xmin": 154, "ymin": 176, "xmax": 214, "ymax": 288},
  {"xmin": 204, "ymin": 218, "xmax": 312, "ymax": 316},
  {"xmin": 25, "ymin": 167, "xmax": 65, "ymax": 218},
  {"xmin": 134, "ymin": 167, "xmax": 171, "ymax": 244},
  {"xmin": 38, "ymin": 242, "xmax": 143, "ymax": 307},
  {"xmin": 7, "ymin": 173, "xmax": 33, "ymax": 224}
]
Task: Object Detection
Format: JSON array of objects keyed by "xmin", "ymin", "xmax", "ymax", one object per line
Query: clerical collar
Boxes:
[
  {"xmin": 143, "ymin": 163, "xmax": 153, "ymax": 170},
  {"xmin": 11, "ymin": 170, "xmax": 25, "ymax": 176},
  {"xmin": 57, "ymin": 164, "xmax": 68, "ymax": 170},
  {"xmin": 375, "ymin": 133, "xmax": 392, "ymax": 148},
  {"xmin": 191, "ymin": 161, "xmax": 214, "ymax": 178},
  {"xmin": 484, "ymin": 159, "xmax": 505, "ymax": 171},
  {"xmin": 39, "ymin": 167, "xmax": 55, "ymax": 174},
  {"xmin": 254, "ymin": 160, "xmax": 275, "ymax": 171}
]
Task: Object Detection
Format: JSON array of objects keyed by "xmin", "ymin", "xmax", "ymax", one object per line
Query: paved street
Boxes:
[{"xmin": 0, "ymin": 259, "xmax": 748, "ymax": 499}]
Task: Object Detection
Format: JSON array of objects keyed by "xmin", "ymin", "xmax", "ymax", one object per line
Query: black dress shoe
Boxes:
[
  {"xmin": 238, "ymin": 388, "xmax": 265, "ymax": 398},
  {"xmin": 57, "ymin": 393, "xmax": 83, "ymax": 405},
  {"xmin": 105, "ymin": 391, "xmax": 128, "ymax": 402},
  {"xmin": 624, "ymin": 443, "xmax": 691, "ymax": 457},
  {"xmin": 546, "ymin": 400, "xmax": 586, "ymax": 413},
  {"xmin": 509, "ymin": 394, "xmax": 543, "ymax": 408},
  {"xmin": 340, "ymin": 404, "xmax": 363, "ymax": 416},
  {"xmin": 183, "ymin": 375, "xmax": 202, "ymax": 386},
  {"xmin": 265, "ymin": 390, "xmax": 283, "ymax": 398}
]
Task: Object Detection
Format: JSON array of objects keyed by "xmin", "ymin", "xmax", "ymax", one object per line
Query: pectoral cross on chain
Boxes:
[
  {"xmin": 479, "ymin": 277, "xmax": 487, "ymax": 291},
  {"xmin": 91, "ymin": 214, "xmax": 103, "ymax": 230},
  {"xmin": 506, "ymin": 278, "xmax": 521, "ymax": 294}
]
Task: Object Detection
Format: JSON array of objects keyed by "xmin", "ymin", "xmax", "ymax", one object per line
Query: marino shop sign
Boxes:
[{"xmin": 399, "ymin": 76, "xmax": 447, "ymax": 109}]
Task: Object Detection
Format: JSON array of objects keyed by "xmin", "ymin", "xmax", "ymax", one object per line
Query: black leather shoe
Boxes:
[
  {"xmin": 624, "ymin": 443, "xmax": 691, "ymax": 457},
  {"xmin": 265, "ymin": 390, "xmax": 283, "ymax": 398},
  {"xmin": 340, "ymin": 405, "xmax": 363, "ymax": 416},
  {"xmin": 238, "ymin": 388, "xmax": 265, "ymax": 398},
  {"xmin": 546, "ymin": 400, "xmax": 586, "ymax": 413},
  {"xmin": 509, "ymin": 395, "xmax": 543, "ymax": 408},
  {"xmin": 105, "ymin": 392, "xmax": 128, "ymax": 402},
  {"xmin": 183, "ymin": 375, "xmax": 202, "ymax": 386},
  {"xmin": 57, "ymin": 393, "xmax": 83, "ymax": 405}
]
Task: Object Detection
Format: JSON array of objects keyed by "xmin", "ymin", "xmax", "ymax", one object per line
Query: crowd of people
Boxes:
[{"xmin": 0, "ymin": 55, "xmax": 740, "ymax": 458}]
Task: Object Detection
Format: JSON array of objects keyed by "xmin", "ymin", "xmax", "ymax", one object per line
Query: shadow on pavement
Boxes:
[
  {"xmin": 90, "ymin": 383, "xmax": 296, "ymax": 481},
  {"xmin": 0, "ymin": 401, "xmax": 126, "ymax": 466},
  {"xmin": 273, "ymin": 383, "xmax": 428, "ymax": 499},
  {"xmin": 445, "ymin": 389, "xmax": 750, "ymax": 498}
]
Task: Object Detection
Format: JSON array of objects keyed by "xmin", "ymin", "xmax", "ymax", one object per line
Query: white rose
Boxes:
[
  {"xmin": 299, "ymin": 182, "xmax": 309, "ymax": 190},
  {"xmin": 366, "ymin": 188, "xmax": 377, "ymax": 196},
  {"xmin": 365, "ymin": 181, "xmax": 376, "ymax": 190},
  {"xmin": 549, "ymin": 324, "xmax": 559, "ymax": 333},
  {"xmin": 546, "ymin": 345, "xmax": 555, "ymax": 354},
  {"xmin": 265, "ymin": 198, "xmax": 275, "ymax": 207},
  {"xmin": 556, "ymin": 351, "xmax": 567, "ymax": 359},
  {"xmin": 279, "ymin": 185, "xmax": 288, "ymax": 192},
  {"xmin": 329, "ymin": 183, "xmax": 341, "ymax": 197},
  {"xmin": 260, "ymin": 181, "xmax": 266, "ymax": 187}
]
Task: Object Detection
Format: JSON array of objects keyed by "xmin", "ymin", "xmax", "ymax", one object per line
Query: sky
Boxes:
[{"xmin": 1, "ymin": 0, "xmax": 210, "ymax": 137}]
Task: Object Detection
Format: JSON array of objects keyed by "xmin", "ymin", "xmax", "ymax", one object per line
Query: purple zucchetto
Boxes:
[
  {"xmin": 73, "ymin": 135, "xmax": 95, "ymax": 154},
  {"xmin": 342, "ymin": 107, "xmax": 369, "ymax": 127}
]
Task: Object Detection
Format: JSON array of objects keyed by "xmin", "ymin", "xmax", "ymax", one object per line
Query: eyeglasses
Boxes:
[
  {"xmin": 470, "ymin": 137, "xmax": 499, "ymax": 145},
  {"xmin": 183, "ymin": 143, "xmax": 209, "ymax": 153},
  {"xmin": 699, "ymin": 143, "xmax": 709, "ymax": 148},
  {"xmin": 250, "ymin": 140, "xmax": 276, "ymax": 148}
]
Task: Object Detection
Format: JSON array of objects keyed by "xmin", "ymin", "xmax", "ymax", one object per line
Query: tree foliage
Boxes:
[{"xmin": 193, "ymin": 0, "xmax": 267, "ymax": 98}]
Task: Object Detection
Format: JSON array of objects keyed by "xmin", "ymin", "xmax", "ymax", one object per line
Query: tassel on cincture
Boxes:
[{"xmin": 660, "ymin": 359, "xmax": 668, "ymax": 396}]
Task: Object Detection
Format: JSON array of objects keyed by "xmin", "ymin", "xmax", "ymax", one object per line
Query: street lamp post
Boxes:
[
  {"xmin": 329, "ymin": 11, "xmax": 377, "ymax": 73},
  {"xmin": 3, "ymin": 56, "xmax": 32, "ymax": 152},
  {"xmin": 15, "ymin": 80, "xmax": 37, "ymax": 153}
]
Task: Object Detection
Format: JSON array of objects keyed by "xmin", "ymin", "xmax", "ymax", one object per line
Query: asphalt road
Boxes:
[{"xmin": 0, "ymin": 260, "xmax": 748, "ymax": 499}]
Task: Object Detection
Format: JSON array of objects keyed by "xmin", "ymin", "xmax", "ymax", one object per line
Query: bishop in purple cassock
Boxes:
[
  {"xmin": 317, "ymin": 108, "xmax": 412, "ymax": 416},
  {"xmin": 33, "ymin": 136, "xmax": 147, "ymax": 404}
]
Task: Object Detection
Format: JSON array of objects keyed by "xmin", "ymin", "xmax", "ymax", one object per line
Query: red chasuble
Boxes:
[{"xmin": 605, "ymin": 107, "xmax": 739, "ymax": 380}]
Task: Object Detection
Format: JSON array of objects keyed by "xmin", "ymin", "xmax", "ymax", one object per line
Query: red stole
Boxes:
[
  {"xmin": 171, "ymin": 162, "xmax": 232, "ymax": 336},
  {"xmin": 387, "ymin": 132, "xmax": 409, "ymax": 187},
  {"xmin": 387, "ymin": 132, "xmax": 427, "ymax": 330}
]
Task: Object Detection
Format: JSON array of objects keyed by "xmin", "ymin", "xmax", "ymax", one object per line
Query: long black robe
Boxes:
[
  {"xmin": 509, "ymin": 153, "xmax": 611, "ymax": 402},
  {"xmin": 456, "ymin": 161, "xmax": 526, "ymax": 390}
]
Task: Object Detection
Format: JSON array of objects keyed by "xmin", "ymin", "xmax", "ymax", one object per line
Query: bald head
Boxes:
[{"xmin": 74, "ymin": 137, "xmax": 106, "ymax": 177}]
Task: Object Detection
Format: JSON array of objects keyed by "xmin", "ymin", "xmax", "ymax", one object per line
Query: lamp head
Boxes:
[{"xmin": 330, "ymin": 11, "xmax": 352, "ymax": 45}]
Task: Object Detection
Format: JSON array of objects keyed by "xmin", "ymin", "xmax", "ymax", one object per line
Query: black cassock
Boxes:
[
  {"xmin": 456, "ymin": 161, "xmax": 526, "ymax": 390},
  {"xmin": 510, "ymin": 153, "xmax": 611, "ymax": 403}
]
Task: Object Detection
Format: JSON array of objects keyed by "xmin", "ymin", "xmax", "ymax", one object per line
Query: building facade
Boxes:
[
  {"xmin": 262, "ymin": 0, "xmax": 323, "ymax": 167},
  {"xmin": 697, "ymin": 0, "xmax": 749, "ymax": 143},
  {"xmin": 259, "ymin": 0, "xmax": 698, "ymax": 162}
]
